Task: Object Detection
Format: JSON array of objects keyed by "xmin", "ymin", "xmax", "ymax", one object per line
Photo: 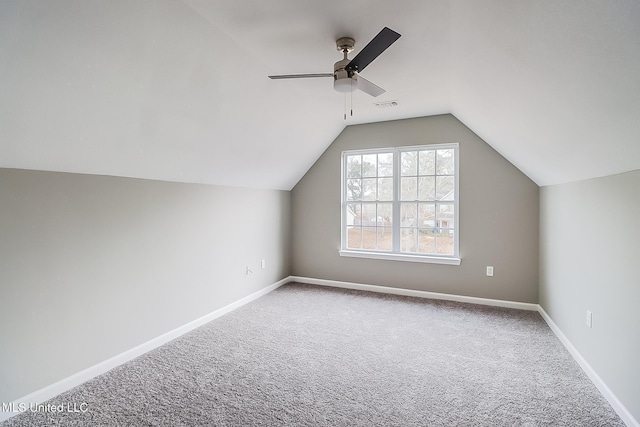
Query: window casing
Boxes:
[{"xmin": 340, "ymin": 144, "xmax": 460, "ymax": 265}]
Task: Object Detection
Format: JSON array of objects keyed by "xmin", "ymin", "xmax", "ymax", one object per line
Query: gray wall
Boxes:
[
  {"xmin": 0, "ymin": 168, "xmax": 291, "ymax": 404},
  {"xmin": 540, "ymin": 170, "xmax": 640, "ymax": 422},
  {"xmin": 291, "ymin": 115, "xmax": 539, "ymax": 303}
]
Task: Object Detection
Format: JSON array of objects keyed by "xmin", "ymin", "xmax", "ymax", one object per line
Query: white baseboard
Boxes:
[
  {"xmin": 538, "ymin": 307, "xmax": 639, "ymax": 427},
  {"xmin": 0, "ymin": 277, "xmax": 288, "ymax": 423},
  {"xmin": 289, "ymin": 276, "xmax": 539, "ymax": 311}
]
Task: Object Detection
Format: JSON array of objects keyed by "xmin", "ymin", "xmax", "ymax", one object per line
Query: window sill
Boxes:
[{"xmin": 338, "ymin": 250, "xmax": 461, "ymax": 265}]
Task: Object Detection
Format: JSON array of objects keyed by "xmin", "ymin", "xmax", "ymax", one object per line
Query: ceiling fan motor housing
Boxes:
[
  {"xmin": 333, "ymin": 57, "xmax": 356, "ymax": 93},
  {"xmin": 333, "ymin": 37, "xmax": 357, "ymax": 93}
]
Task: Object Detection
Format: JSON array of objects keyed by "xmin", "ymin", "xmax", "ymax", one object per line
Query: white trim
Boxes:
[
  {"xmin": 289, "ymin": 276, "xmax": 537, "ymax": 311},
  {"xmin": 538, "ymin": 306, "xmax": 639, "ymax": 427},
  {"xmin": 0, "ymin": 277, "xmax": 289, "ymax": 423},
  {"xmin": 338, "ymin": 249, "xmax": 461, "ymax": 265}
]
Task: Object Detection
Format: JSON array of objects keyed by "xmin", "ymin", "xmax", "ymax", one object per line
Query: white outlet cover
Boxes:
[{"xmin": 486, "ymin": 266, "xmax": 494, "ymax": 276}]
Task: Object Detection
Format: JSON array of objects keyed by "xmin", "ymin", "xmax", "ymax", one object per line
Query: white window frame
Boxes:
[{"xmin": 339, "ymin": 143, "xmax": 461, "ymax": 265}]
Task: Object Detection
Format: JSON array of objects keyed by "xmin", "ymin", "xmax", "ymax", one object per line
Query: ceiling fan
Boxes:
[{"xmin": 268, "ymin": 27, "xmax": 401, "ymax": 97}]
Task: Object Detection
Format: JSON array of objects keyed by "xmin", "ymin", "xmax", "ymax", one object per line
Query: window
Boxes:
[{"xmin": 340, "ymin": 144, "xmax": 460, "ymax": 265}]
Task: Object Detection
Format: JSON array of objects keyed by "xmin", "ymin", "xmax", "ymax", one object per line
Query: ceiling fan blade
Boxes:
[
  {"xmin": 345, "ymin": 27, "xmax": 401, "ymax": 73},
  {"xmin": 268, "ymin": 73, "xmax": 333, "ymax": 79},
  {"xmin": 354, "ymin": 75, "xmax": 385, "ymax": 97}
]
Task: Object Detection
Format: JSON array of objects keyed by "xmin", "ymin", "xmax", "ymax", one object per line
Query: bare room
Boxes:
[{"xmin": 1, "ymin": 1, "xmax": 638, "ymax": 425}]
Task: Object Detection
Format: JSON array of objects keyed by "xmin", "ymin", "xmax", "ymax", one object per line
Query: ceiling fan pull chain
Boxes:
[
  {"xmin": 344, "ymin": 92, "xmax": 347, "ymax": 121},
  {"xmin": 350, "ymin": 79, "xmax": 354, "ymax": 117}
]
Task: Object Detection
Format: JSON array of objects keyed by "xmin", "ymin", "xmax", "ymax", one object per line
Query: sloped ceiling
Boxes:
[{"xmin": 1, "ymin": 1, "xmax": 638, "ymax": 190}]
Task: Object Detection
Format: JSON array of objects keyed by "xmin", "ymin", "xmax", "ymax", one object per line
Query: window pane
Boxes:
[
  {"xmin": 436, "ymin": 231, "xmax": 454, "ymax": 255},
  {"xmin": 374, "ymin": 203, "xmax": 393, "ymax": 251},
  {"xmin": 418, "ymin": 176, "xmax": 435, "ymax": 201},
  {"xmin": 346, "ymin": 179, "xmax": 361, "ymax": 201},
  {"xmin": 418, "ymin": 228, "xmax": 436, "ymax": 254},
  {"xmin": 437, "ymin": 203, "xmax": 455, "ymax": 228},
  {"xmin": 362, "ymin": 227, "xmax": 377, "ymax": 250},
  {"xmin": 401, "ymin": 228, "xmax": 417, "ymax": 252},
  {"xmin": 347, "ymin": 155, "xmax": 362, "ymax": 178},
  {"xmin": 377, "ymin": 203, "xmax": 393, "ymax": 227},
  {"xmin": 401, "ymin": 203, "xmax": 417, "ymax": 227},
  {"xmin": 362, "ymin": 154, "xmax": 377, "ymax": 177},
  {"xmin": 401, "ymin": 151, "xmax": 417, "ymax": 176},
  {"xmin": 346, "ymin": 226, "xmax": 362, "ymax": 249},
  {"xmin": 362, "ymin": 178, "xmax": 376, "ymax": 201},
  {"xmin": 418, "ymin": 203, "xmax": 436, "ymax": 228},
  {"xmin": 362, "ymin": 204, "xmax": 376, "ymax": 225},
  {"xmin": 419, "ymin": 150, "xmax": 435, "ymax": 175},
  {"xmin": 346, "ymin": 203, "xmax": 361, "ymax": 226},
  {"xmin": 435, "ymin": 176, "xmax": 454, "ymax": 201},
  {"xmin": 378, "ymin": 152, "xmax": 393, "ymax": 177},
  {"xmin": 378, "ymin": 228, "xmax": 393, "ymax": 251},
  {"xmin": 436, "ymin": 149, "xmax": 454, "ymax": 175},
  {"xmin": 401, "ymin": 177, "xmax": 417, "ymax": 201},
  {"xmin": 378, "ymin": 177, "xmax": 393, "ymax": 201}
]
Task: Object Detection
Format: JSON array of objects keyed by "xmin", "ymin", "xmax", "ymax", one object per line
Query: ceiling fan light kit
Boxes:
[{"xmin": 268, "ymin": 27, "xmax": 401, "ymax": 98}]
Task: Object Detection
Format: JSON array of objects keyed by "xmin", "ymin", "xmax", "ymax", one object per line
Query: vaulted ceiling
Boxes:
[{"xmin": 1, "ymin": 1, "xmax": 639, "ymax": 190}]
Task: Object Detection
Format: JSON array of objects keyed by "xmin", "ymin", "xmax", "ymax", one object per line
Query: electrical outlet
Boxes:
[
  {"xmin": 261, "ymin": 259, "xmax": 266, "ymax": 269},
  {"xmin": 486, "ymin": 266, "xmax": 494, "ymax": 277},
  {"xmin": 586, "ymin": 310, "xmax": 593, "ymax": 328}
]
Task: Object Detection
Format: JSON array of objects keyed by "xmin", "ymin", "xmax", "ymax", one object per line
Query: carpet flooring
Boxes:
[{"xmin": 2, "ymin": 283, "xmax": 624, "ymax": 426}]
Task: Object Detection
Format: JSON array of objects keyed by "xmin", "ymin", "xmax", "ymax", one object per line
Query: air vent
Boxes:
[{"xmin": 374, "ymin": 100, "xmax": 398, "ymax": 108}]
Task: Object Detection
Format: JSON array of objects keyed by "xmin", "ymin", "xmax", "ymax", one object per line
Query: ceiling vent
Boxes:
[{"xmin": 374, "ymin": 100, "xmax": 398, "ymax": 108}]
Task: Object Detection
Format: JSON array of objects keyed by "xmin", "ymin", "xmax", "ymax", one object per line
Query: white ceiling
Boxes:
[{"xmin": 1, "ymin": 1, "xmax": 639, "ymax": 190}]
